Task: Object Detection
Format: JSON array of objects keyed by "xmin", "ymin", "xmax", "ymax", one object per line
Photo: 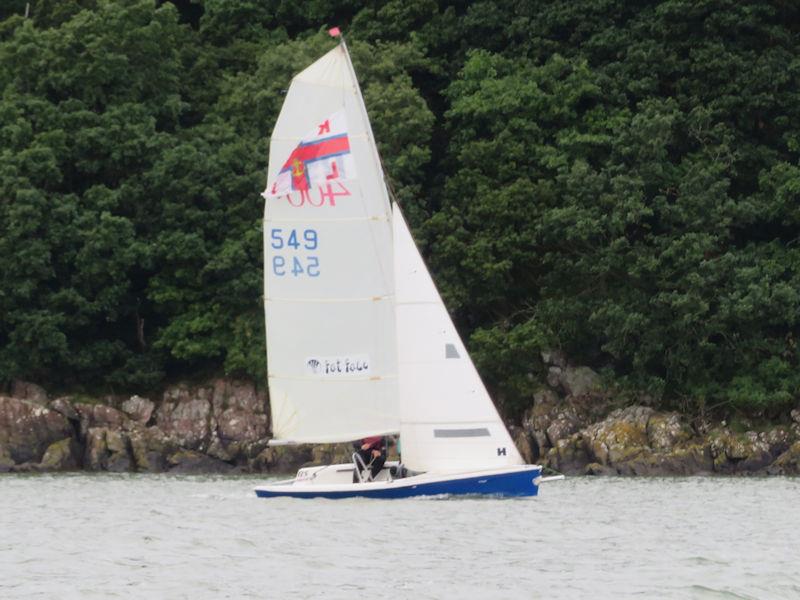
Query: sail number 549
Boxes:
[{"xmin": 271, "ymin": 228, "xmax": 320, "ymax": 277}]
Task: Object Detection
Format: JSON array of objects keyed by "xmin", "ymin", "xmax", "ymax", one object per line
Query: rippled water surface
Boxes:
[{"xmin": 1, "ymin": 475, "xmax": 798, "ymax": 599}]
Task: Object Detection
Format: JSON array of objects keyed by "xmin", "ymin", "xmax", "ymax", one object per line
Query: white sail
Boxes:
[
  {"xmin": 263, "ymin": 43, "xmax": 398, "ymax": 444},
  {"xmin": 393, "ymin": 205, "xmax": 523, "ymax": 472}
]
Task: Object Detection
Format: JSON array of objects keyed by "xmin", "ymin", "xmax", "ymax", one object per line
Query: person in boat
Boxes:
[{"xmin": 353, "ymin": 436, "xmax": 386, "ymax": 482}]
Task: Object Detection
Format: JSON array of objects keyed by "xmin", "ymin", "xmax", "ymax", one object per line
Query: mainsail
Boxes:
[
  {"xmin": 263, "ymin": 43, "xmax": 398, "ymax": 443},
  {"xmin": 393, "ymin": 205, "xmax": 523, "ymax": 472}
]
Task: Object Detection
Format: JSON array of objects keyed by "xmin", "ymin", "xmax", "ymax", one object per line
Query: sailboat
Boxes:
[{"xmin": 254, "ymin": 33, "xmax": 554, "ymax": 499}]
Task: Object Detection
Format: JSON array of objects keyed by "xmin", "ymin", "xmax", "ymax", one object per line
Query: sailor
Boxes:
[{"xmin": 353, "ymin": 436, "xmax": 386, "ymax": 482}]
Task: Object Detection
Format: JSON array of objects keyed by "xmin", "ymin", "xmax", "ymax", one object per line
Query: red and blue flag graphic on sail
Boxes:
[{"xmin": 263, "ymin": 111, "xmax": 356, "ymax": 198}]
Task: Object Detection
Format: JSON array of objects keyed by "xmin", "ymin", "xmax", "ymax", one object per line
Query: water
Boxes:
[{"xmin": 1, "ymin": 475, "xmax": 798, "ymax": 599}]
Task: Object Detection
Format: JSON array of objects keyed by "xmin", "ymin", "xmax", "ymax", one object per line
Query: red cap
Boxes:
[{"xmin": 328, "ymin": 27, "xmax": 341, "ymax": 37}]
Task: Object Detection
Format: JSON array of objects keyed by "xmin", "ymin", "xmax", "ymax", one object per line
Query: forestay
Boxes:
[
  {"xmin": 262, "ymin": 44, "xmax": 398, "ymax": 444},
  {"xmin": 393, "ymin": 205, "xmax": 523, "ymax": 472}
]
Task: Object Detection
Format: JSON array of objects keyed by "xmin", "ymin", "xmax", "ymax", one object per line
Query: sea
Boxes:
[{"xmin": 0, "ymin": 474, "xmax": 797, "ymax": 599}]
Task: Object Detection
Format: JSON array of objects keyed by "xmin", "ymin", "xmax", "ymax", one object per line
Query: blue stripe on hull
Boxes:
[{"xmin": 254, "ymin": 468, "xmax": 541, "ymax": 499}]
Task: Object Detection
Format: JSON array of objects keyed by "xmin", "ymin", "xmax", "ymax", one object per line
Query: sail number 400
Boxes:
[{"xmin": 270, "ymin": 228, "xmax": 320, "ymax": 277}]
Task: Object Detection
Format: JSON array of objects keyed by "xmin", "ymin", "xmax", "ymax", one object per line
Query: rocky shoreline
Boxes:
[{"xmin": 2, "ymin": 364, "xmax": 799, "ymax": 476}]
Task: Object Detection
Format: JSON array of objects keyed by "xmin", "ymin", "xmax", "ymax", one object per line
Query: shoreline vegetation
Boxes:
[
  {"xmin": 1, "ymin": 0, "xmax": 799, "ymax": 459},
  {"xmin": 2, "ymin": 368, "xmax": 799, "ymax": 476}
]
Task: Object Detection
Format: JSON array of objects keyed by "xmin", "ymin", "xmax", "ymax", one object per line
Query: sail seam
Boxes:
[
  {"xmin": 264, "ymin": 216, "xmax": 389, "ymax": 223},
  {"xmin": 266, "ymin": 295, "xmax": 393, "ymax": 303},
  {"xmin": 269, "ymin": 374, "xmax": 399, "ymax": 381}
]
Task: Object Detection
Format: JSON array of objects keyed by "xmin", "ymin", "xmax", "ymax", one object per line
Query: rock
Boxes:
[
  {"xmin": 521, "ymin": 386, "xmax": 614, "ymax": 462},
  {"xmin": 310, "ymin": 443, "xmax": 357, "ymax": 466},
  {"xmin": 168, "ymin": 450, "xmax": 234, "ymax": 474},
  {"xmin": 791, "ymin": 409, "xmax": 800, "ymax": 426},
  {"xmin": 646, "ymin": 412, "xmax": 693, "ymax": 451},
  {"xmin": 584, "ymin": 406, "xmax": 653, "ymax": 466},
  {"xmin": 669, "ymin": 443, "xmax": 714, "ymax": 474},
  {"xmin": 513, "ymin": 429, "xmax": 535, "ymax": 464},
  {"xmin": 74, "ymin": 403, "xmax": 128, "ymax": 438},
  {"xmin": 84, "ymin": 427, "xmax": 132, "ymax": 472},
  {"xmin": 708, "ymin": 428, "xmax": 773, "ymax": 473},
  {"xmin": 207, "ymin": 436, "xmax": 234, "ymax": 462},
  {"xmin": 121, "ymin": 395, "xmax": 154, "ymax": 424},
  {"xmin": 0, "ymin": 445, "xmax": 14, "ymax": 472},
  {"xmin": 84, "ymin": 427, "xmax": 108, "ymax": 470},
  {"xmin": 545, "ymin": 412, "xmax": 581, "ymax": 447},
  {"xmin": 768, "ymin": 441, "xmax": 800, "ymax": 475},
  {"xmin": 128, "ymin": 426, "xmax": 170, "ymax": 473},
  {"xmin": 561, "ymin": 366, "xmax": 602, "ymax": 397},
  {"xmin": 155, "ymin": 380, "xmax": 269, "ymax": 464},
  {"xmin": 216, "ymin": 408, "xmax": 268, "ymax": 446},
  {"xmin": 105, "ymin": 430, "xmax": 132, "ymax": 472},
  {"xmin": 546, "ymin": 434, "xmax": 591, "ymax": 474},
  {"xmin": 546, "ymin": 366, "xmax": 562, "ymax": 390},
  {"xmin": 211, "ymin": 379, "xmax": 266, "ymax": 415},
  {"xmin": 522, "ymin": 389, "xmax": 560, "ymax": 455},
  {"xmin": 40, "ymin": 438, "xmax": 80, "ymax": 471},
  {"xmin": 0, "ymin": 396, "xmax": 73, "ymax": 463},
  {"xmin": 156, "ymin": 386, "xmax": 213, "ymax": 451},
  {"xmin": 761, "ymin": 427, "xmax": 793, "ymax": 457},
  {"xmin": 621, "ymin": 443, "xmax": 713, "ymax": 476},
  {"xmin": 49, "ymin": 397, "xmax": 79, "ymax": 421},
  {"xmin": 583, "ymin": 462, "xmax": 617, "ymax": 476},
  {"xmin": 540, "ymin": 349, "xmax": 567, "ymax": 368},
  {"xmin": 251, "ymin": 445, "xmax": 313, "ymax": 473},
  {"xmin": 11, "ymin": 381, "xmax": 48, "ymax": 405}
]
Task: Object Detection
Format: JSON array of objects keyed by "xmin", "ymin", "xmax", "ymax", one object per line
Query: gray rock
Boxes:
[
  {"xmin": 121, "ymin": 395, "xmax": 155, "ymax": 424},
  {"xmin": 105, "ymin": 429, "xmax": 131, "ymax": 472},
  {"xmin": 156, "ymin": 389, "xmax": 213, "ymax": 451},
  {"xmin": 513, "ymin": 429, "xmax": 535, "ymax": 464},
  {"xmin": 583, "ymin": 462, "xmax": 617, "ymax": 476},
  {"xmin": 310, "ymin": 442, "xmax": 360, "ymax": 466},
  {"xmin": 583, "ymin": 406, "xmax": 653, "ymax": 466},
  {"xmin": 561, "ymin": 366, "xmax": 602, "ymax": 397},
  {"xmin": 546, "ymin": 434, "xmax": 592, "ymax": 474},
  {"xmin": 128, "ymin": 426, "xmax": 170, "ymax": 473},
  {"xmin": 646, "ymin": 412, "xmax": 693, "ymax": 451},
  {"xmin": 84, "ymin": 427, "xmax": 108, "ymax": 470},
  {"xmin": 74, "ymin": 403, "xmax": 128, "ymax": 438},
  {"xmin": 207, "ymin": 436, "xmax": 234, "ymax": 462},
  {"xmin": 0, "ymin": 445, "xmax": 14, "ymax": 472},
  {"xmin": 11, "ymin": 381, "xmax": 48, "ymax": 405},
  {"xmin": 49, "ymin": 397, "xmax": 79, "ymax": 421},
  {"xmin": 540, "ymin": 349, "xmax": 567, "ymax": 368},
  {"xmin": 0, "ymin": 396, "xmax": 73, "ymax": 463},
  {"xmin": 84, "ymin": 427, "xmax": 132, "ymax": 472},
  {"xmin": 767, "ymin": 441, "xmax": 800, "ymax": 475},
  {"xmin": 545, "ymin": 412, "xmax": 581, "ymax": 447},
  {"xmin": 546, "ymin": 366, "xmax": 562, "ymax": 391},
  {"xmin": 40, "ymin": 438, "xmax": 80, "ymax": 471},
  {"xmin": 761, "ymin": 427, "xmax": 793, "ymax": 457},
  {"xmin": 168, "ymin": 450, "xmax": 234, "ymax": 474},
  {"xmin": 251, "ymin": 445, "xmax": 313, "ymax": 473},
  {"xmin": 707, "ymin": 428, "xmax": 773, "ymax": 473}
]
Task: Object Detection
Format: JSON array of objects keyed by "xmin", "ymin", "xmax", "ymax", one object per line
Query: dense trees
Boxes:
[{"xmin": 0, "ymin": 1, "xmax": 798, "ymax": 416}]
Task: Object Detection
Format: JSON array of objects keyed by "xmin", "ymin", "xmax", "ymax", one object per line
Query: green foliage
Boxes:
[{"xmin": 0, "ymin": 0, "xmax": 798, "ymax": 418}]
